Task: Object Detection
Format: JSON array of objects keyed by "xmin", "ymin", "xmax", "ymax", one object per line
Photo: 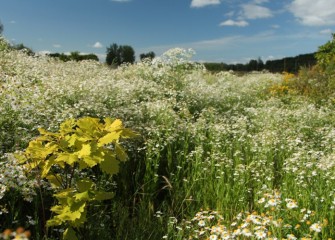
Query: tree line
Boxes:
[
  {"xmin": 204, "ymin": 53, "xmax": 317, "ymax": 73},
  {"xmin": 48, "ymin": 52, "xmax": 99, "ymax": 62}
]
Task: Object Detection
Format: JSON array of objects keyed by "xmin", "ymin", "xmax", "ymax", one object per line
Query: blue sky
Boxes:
[{"xmin": 0, "ymin": 0, "xmax": 334, "ymax": 63}]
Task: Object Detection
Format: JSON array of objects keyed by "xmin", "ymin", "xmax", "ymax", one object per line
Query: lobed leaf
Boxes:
[
  {"xmin": 93, "ymin": 191, "xmax": 115, "ymax": 201},
  {"xmin": 46, "ymin": 174, "xmax": 63, "ymax": 188},
  {"xmin": 100, "ymin": 154, "xmax": 119, "ymax": 175},
  {"xmin": 63, "ymin": 227, "xmax": 78, "ymax": 240},
  {"xmin": 77, "ymin": 178, "xmax": 94, "ymax": 192},
  {"xmin": 55, "ymin": 153, "xmax": 78, "ymax": 166},
  {"xmin": 77, "ymin": 143, "xmax": 91, "ymax": 158},
  {"xmin": 97, "ymin": 131, "xmax": 122, "ymax": 147},
  {"xmin": 115, "ymin": 143, "xmax": 127, "ymax": 161}
]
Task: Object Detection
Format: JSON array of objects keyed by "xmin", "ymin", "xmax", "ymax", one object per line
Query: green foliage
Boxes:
[
  {"xmin": 48, "ymin": 52, "xmax": 99, "ymax": 62},
  {"xmin": 283, "ymin": 33, "xmax": 335, "ymax": 102},
  {"xmin": 315, "ymin": 33, "xmax": 335, "ymax": 71},
  {"xmin": 140, "ymin": 51, "xmax": 155, "ymax": 61},
  {"xmin": 16, "ymin": 116, "xmax": 138, "ymax": 239},
  {"xmin": 11, "ymin": 43, "xmax": 34, "ymax": 56},
  {"xmin": 106, "ymin": 43, "xmax": 135, "ymax": 67},
  {"xmin": 0, "ymin": 20, "xmax": 3, "ymax": 35}
]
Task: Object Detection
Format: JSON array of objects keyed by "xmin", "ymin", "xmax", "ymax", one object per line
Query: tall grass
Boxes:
[{"xmin": 1, "ymin": 38, "xmax": 335, "ymax": 239}]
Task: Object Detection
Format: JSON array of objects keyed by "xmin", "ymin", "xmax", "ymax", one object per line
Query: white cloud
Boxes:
[
  {"xmin": 289, "ymin": 0, "xmax": 335, "ymax": 26},
  {"xmin": 241, "ymin": 3, "xmax": 273, "ymax": 19},
  {"xmin": 10, "ymin": 20, "xmax": 16, "ymax": 24},
  {"xmin": 191, "ymin": 0, "xmax": 220, "ymax": 8},
  {"xmin": 220, "ymin": 19, "xmax": 249, "ymax": 27},
  {"xmin": 320, "ymin": 29, "xmax": 333, "ymax": 35},
  {"xmin": 93, "ymin": 42, "xmax": 103, "ymax": 48},
  {"xmin": 110, "ymin": 0, "xmax": 131, "ymax": 2},
  {"xmin": 37, "ymin": 50, "xmax": 51, "ymax": 56},
  {"xmin": 138, "ymin": 30, "xmax": 327, "ymax": 63},
  {"xmin": 53, "ymin": 44, "xmax": 61, "ymax": 48},
  {"xmin": 253, "ymin": 0, "xmax": 268, "ymax": 4},
  {"xmin": 271, "ymin": 24, "xmax": 280, "ymax": 29},
  {"xmin": 225, "ymin": 11, "xmax": 235, "ymax": 18}
]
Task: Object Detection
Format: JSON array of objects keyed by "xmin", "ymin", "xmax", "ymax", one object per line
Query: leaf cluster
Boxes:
[
  {"xmin": 106, "ymin": 43, "xmax": 135, "ymax": 67},
  {"xmin": 315, "ymin": 33, "xmax": 335, "ymax": 71},
  {"xmin": 16, "ymin": 117, "xmax": 138, "ymax": 239}
]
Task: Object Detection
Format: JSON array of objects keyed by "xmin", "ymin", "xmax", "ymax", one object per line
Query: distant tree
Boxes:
[
  {"xmin": 84, "ymin": 54, "xmax": 99, "ymax": 61},
  {"xmin": 48, "ymin": 53, "xmax": 67, "ymax": 61},
  {"xmin": 203, "ymin": 62, "xmax": 227, "ymax": 72},
  {"xmin": 247, "ymin": 59, "xmax": 258, "ymax": 71},
  {"xmin": 0, "ymin": 20, "xmax": 3, "ymax": 35},
  {"xmin": 48, "ymin": 52, "xmax": 99, "ymax": 62},
  {"xmin": 257, "ymin": 57, "xmax": 264, "ymax": 70},
  {"xmin": 140, "ymin": 51, "xmax": 155, "ymax": 61},
  {"xmin": 106, "ymin": 43, "xmax": 121, "ymax": 66},
  {"xmin": 106, "ymin": 43, "xmax": 135, "ymax": 66},
  {"xmin": 70, "ymin": 51, "xmax": 81, "ymax": 61},
  {"xmin": 12, "ymin": 43, "xmax": 34, "ymax": 56},
  {"xmin": 120, "ymin": 45, "xmax": 135, "ymax": 64}
]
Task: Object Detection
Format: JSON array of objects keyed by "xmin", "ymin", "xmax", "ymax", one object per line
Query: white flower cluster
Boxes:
[{"xmin": 0, "ymin": 154, "xmax": 37, "ymax": 202}]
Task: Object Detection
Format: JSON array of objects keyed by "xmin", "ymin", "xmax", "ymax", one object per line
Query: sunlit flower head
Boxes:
[
  {"xmin": 287, "ymin": 234, "xmax": 297, "ymax": 240},
  {"xmin": 241, "ymin": 228, "xmax": 253, "ymax": 237},
  {"xmin": 254, "ymin": 230, "xmax": 267, "ymax": 239},
  {"xmin": 286, "ymin": 200, "xmax": 298, "ymax": 209},
  {"xmin": 198, "ymin": 220, "xmax": 205, "ymax": 227},
  {"xmin": 310, "ymin": 222, "xmax": 322, "ymax": 232},
  {"xmin": 209, "ymin": 234, "xmax": 218, "ymax": 240}
]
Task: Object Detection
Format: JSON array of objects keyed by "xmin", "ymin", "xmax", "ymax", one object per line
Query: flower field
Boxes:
[{"xmin": 1, "ymin": 37, "xmax": 335, "ymax": 239}]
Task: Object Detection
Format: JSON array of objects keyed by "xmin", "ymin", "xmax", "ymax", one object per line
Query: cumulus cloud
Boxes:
[
  {"xmin": 289, "ymin": 0, "xmax": 335, "ymax": 26},
  {"xmin": 220, "ymin": 19, "xmax": 249, "ymax": 27},
  {"xmin": 320, "ymin": 29, "xmax": 333, "ymax": 35},
  {"xmin": 93, "ymin": 42, "xmax": 103, "ymax": 48},
  {"xmin": 191, "ymin": 0, "xmax": 220, "ymax": 8},
  {"xmin": 241, "ymin": 3, "xmax": 273, "ymax": 19},
  {"xmin": 253, "ymin": 0, "xmax": 269, "ymax": 4},
  {"xmin": 37, "ymin": 50, "xmax": 51, "ymax": 56}
]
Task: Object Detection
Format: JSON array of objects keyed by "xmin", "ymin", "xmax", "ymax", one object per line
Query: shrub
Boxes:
[{"xmin": 15, "ymin": 117, "xmax": 137, "ymax": 239}]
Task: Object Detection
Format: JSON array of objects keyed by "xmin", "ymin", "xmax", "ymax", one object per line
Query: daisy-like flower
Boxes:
[
  {"xmin": 221, "ymin": 232, "xmax": 231, "ymax": 240},
  {"xmin": 266, "ymin": 198, "xmax": 279, "ymax": 207},
  {"xmin": 310, "ymin": 222, "xmax": 322, "ymax": 232},
  {"xmin": 241, "ymin": 228, "xmax": 253, "ymax": 237},
  {"xmin": 287, "ymin": 234, "xmax": 297, "ymax": 240},
  {"xmin": 254, "ymin": 230, "xmax": 267, "ymax": 239},
  {"xmin": 198, "ymin": 220, "xmax": 206, "ymax": 227},
  {"xmin": 240, "ymin": 222, "xmax": 249, "ymax": 229},
  {"xmin": 286, "ymin": 201, "xmax": 298, "ymax": 209},
  {"xmin": 209, "ymin": 234, "xmax": 218, "ymax": 240},
  {"xmin": 211, "ymin": 225, "xmax": 224, "ymax": 234}
]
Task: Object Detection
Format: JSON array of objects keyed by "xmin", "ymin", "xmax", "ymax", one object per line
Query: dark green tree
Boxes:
[
  {"xmin": 106, "ymin": 43, "xmax": 135, "ymax": 66},
  {"xmin": 0, "ymin": 20, "xmax": 3, "ymax": 35},
  {"xmin": 48, "ymin": 52, "xmax": 99, "ymax": 62},
  {"xmin": 120, "ymin": 45, "xmax": 135, "ymax": 64},
  {"xmin": 70, "ymin": 51, "xmax": 80, "ymax": 61},
  {"xmin": 247, "ymin": 59, "xmax": 258, "ymax": 71},
  {"xmin": 140, "ymin": 51, "xmax": 155, "ymax": 61},
  {"xmin": 257, "ymin": 57, "xmax": 264, "ymax": 70},
  {"xmin": 11, "ymin": 43, "xmax": 34, "ymax": 56},
  {"xmin": 106, "ymin": 43, "xmax": 121, "ymax": 66}
]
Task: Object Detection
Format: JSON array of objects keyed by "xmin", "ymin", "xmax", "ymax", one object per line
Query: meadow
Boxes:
[{"xmin": 0, "ymin": 37, "xmax": 335, "ymax": 239}]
